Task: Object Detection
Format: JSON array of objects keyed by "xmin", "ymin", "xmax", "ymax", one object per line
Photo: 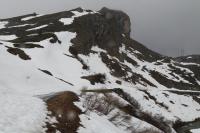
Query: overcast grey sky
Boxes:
[{"xmin": 0, "ymin": 0, "xmax": 200, "ymax": 57}]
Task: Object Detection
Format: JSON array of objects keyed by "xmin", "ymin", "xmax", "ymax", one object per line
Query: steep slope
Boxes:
[
  {"xmin": 175, "ymin": 55, "xmax": 200, "ymax": 64},
  {"xmin": 0, "ymin": 7, "xmax": 200, "ymax": 133}
]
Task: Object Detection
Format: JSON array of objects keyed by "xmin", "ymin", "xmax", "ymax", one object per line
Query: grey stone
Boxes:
[{"xmin": 99, "ymin": 7, "xmax": 131, "ymax": 37}]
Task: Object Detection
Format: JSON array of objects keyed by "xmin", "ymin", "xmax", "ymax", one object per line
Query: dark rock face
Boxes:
[
  {"xmin": 70, "ymin": 7, "xmax": 132, "ymax": 56},
  {"xmin": 100, "ymin": 52, "xmax": 156, "ymax": 87},
  {"xmin": 173, "ymin": 55, "xmax": 200, "ymax": 83},
  {"xmin": 6, "ymin": 46, "xmax": 31, "ymax": 60},
  {"xmin": 70, "ymin": 8, "xmax": 162, "ymax": 62},
  {"xmin": 81, "ymin": 74, "xmax": 106, "ymax": 85},
  {"xmin": 175, "ymin": 55, "xmax": 200, "ymax": 64},
  {"xmin": 150, "ymin": 70, "xmax": 199, "ymax": 90},
  {"xmin": 71, "ymin": 13, "xmax": 122, "ymax": 56},
  {"xmin": 99, "ymin": 7, "xmax": 131, "ymax": 37}
]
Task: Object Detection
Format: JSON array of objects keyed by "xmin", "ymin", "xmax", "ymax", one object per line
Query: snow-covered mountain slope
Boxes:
[
  {"xmin": 175, "ymin": 55, "xmax": 200, "ymax": 64},
  {"xmin": 0, "ymin": 7, "xmax": 200, "ymax": 133}
]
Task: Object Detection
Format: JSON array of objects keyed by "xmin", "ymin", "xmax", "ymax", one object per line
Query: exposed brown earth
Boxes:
[{"xmin": 45, "ymin": 91, "xmax": 82, "ymax": 133}]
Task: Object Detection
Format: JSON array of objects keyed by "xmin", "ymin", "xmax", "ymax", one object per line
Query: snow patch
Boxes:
[
  {"xmin": 26, "ymin": 25, "xmax": 48, "ymax": 31},
  {"xmin": 191, "ymin": 128, "xmax": 200, "ymax": 133},
  {"xmin": 0, "ymin": 91, "xmax": 47, "ymax": 133},
  {"xmin": 78, "ymin": 113, "xmax": 126, "ymax": 133},
  {"xmin": 0, "ymin": 35, "xmax": 17, "ymax": 41},
  {"xmin": 21, "ymin": 14, "xmax": 43, "ymax": 21},
  {"xmin": 0, "ymin": 21, "xmax": 8, "ymax": 29},
  {"xmin": 59, "ymin": 10, "xmax": 93, "ymax": 25}
]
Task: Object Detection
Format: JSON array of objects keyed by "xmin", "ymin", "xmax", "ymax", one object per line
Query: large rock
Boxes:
[
  {"xmin": 99, "ymin": 7, "xmax": 131, "ymax": 37},
  {"xmin": 45, "ymin": 91, "xmax": 82, "ymax": 133}
]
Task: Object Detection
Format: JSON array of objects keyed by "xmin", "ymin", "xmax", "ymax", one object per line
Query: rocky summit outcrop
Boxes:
[
  {"xmin": 0, "ymin": 7, "xmax": 200, "ymax": 133},
  {"xmin": 70, "ymin": 7, "xmax": 131, "ymax": 56},
  {"xmin": 99, "ymin": 7, "xmax": 131, "ymax": 37}
]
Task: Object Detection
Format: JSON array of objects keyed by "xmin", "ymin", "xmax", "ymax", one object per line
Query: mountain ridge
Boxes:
[{"xmin": 0, "ymin": 7, "xmax": 200, "ymax": 133}]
